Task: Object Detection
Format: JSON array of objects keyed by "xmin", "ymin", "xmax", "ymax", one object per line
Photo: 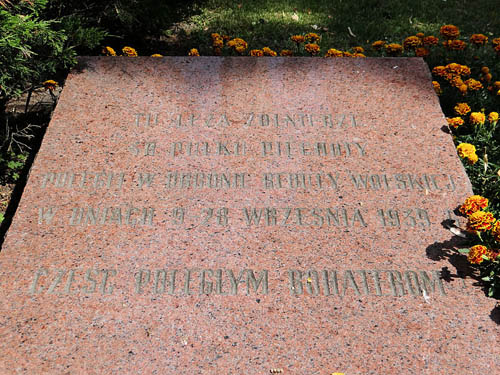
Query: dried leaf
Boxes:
[
  {"xmin": 450, "ymin": 227, "xmax": 467, "ymax": 238},
  {"xmin": 291, "ymin": 13, "xmax": 299, "ymax": 21},
  {"xmin": 347, "ymin": 27, "xmax": 356, "ymax": 37}
]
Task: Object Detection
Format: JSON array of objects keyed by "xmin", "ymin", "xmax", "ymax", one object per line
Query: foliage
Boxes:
[{"xmin": 0, "ymin": 151, "xmax": 27, "ymax": 184}]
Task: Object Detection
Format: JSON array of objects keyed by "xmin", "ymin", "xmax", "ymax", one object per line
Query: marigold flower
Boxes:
[
  {"xmin": 492, "ymin": 221, "xmax": 500, "ymax": 242},
  {"xmin": 416, "ymin": 32, "xmax": 425, "ymax": 38},
  {"xmin": 465, "ymin": 78, "xmax": 483, "ymax": 91},
  {"xmin": 352, "ymin": 46, "xmax": 364, "ymax": 53},
  {"xmin": 262, "ymin": 47, "xmax": 277, "ymax": 56},
  {"xmin": 122, "ymin": 46, "xmax": 138, "ymax": 57},
  {"xmin": 212, "ymin": 38, "xmax": 224, "ymax": 48},
  {"xmin": 446, "ymin": 117, "xmax": 464, "ymax": 128},
  {"xmin": 450, "ymin": 76, "xmax": 464, "ymax": 88},
  {"xmin": 305, "ymin": 32, "xmax": 320, "ymax": 42},
  {"xmin": 494, "ymin": 44, "xmax": 500, "ymax": 55},
  {"xmin": 403, "ymin": 36, "xmax": 422, "ymax": 49},
  {"xmin": 445, "ymin": 63, "xmax": 470, "ymax": 76},
  {"xmin": 211, "ymin": 33, "xmax": 221, "ymax": 40},
  {"xmin": 385, "ymin": 43, "xmax": 403, "ymax": 55},
  {"xmin": 459, "ymin": 84, "xmax": 468, "ymax": 95},
  {"xmin": 470, "ymin": 112, "xmax": 486, "ymax": 125},
  {"xmin": 440, "ymin": 24, "xmax": 460, "ymax": 40},
  {"xmin": 432, "ymin": 66, "xmax": 446, "ymax": 77},
  {"xmin": 250, "ymin": 49, "xmax": 264, "ymax": 56},
  {"xmin": 488, "ymin": 112, "xmax": 499, "ymax": 124},
  {"xmin": 213, "ymin": 47, "xmax": 222, "ymax": 56},
  {"xmin": 415, "ymin": 47, "xmax": 430, "ymax": 57},
  {"xmin": 459, "ymin": 195, "xmax": 489, "ymax": 215},
  {"xmin": 305, "ymin": 43, "xmax": 320, "ymax": 55},
  {"xmin": 467, "ymin": 211, "xmax": 496, "ymax": 233},
  {"xmin": 470, "ymin": 34, "xmax": 488, "ymax": 45},
  {"xmin": 481, "ymin": 66, "xmax": 490, "ymax": 74},
  {"xmin": 456, "ymin": 142, "xmax": 476, "ymax": 158},
  {"xmin": 493, "ymin": 37, "xmax": 500, "ymax": 46},
  {"xmin": 467, "ymin": 245, "xmax": 489, "ymax": 264},
  {"xmin": 371, "ymin": 40, "xmax": 386, "ymax": 50},
  {"xmin": 102, "ymin": 46, "xmax": 117, "ymax": 56},
  {"xmin": 353, "ymin": 53, "xmax": 366, "ymax": 58},
  {"xmin": 280, "ymin": 49, "xmax": 293, "ymax": 56},
  {"xmin": 483, "ymin": 73, "xmax": 492, "ymax": 83},
  {"xmin": 495, "ymin": 81, "xmax": 500, "ymax": 89},
  {"xmin": 342, "ymin": 51, "xmax": 353, "ymax": 57},
  {"xmin": 227, "ymin": 38, "xmax": 248, "ymax": 53},
  {"xmin": 42, "ymin": 80, "xmax": 58, "ymax": 91},
  {"xmin": 454, "ymin": 103, "xmax": 471, "ymax": 116},
  {"xmin": 423, "ymin": 36, "xmax": 439, "ymax": 46},
  {"xmin": 432, "ymin": 81, "xmax": 442, "ymax": 95},
  {"xmin": 443, "ymin": 39, "xmax": 467, "ymax": 50},
  {"xmin": 325, "ymin": 48, "xmax": 343, "ymax": 57},
  {"xmin": 151, "ymin": 54, "xmax": 163, "ymax": 57},
  {"xmin": 188, "ymin": 48, "xmax": 200, "ymax": 56},
  {"xmin": 291, "ymin": 35, "xmax": 305, "ymax": 44}
]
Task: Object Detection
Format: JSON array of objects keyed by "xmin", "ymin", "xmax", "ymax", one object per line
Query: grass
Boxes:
[{"xmin": 149, "ymin": 0, "xmax": 500, "ymax": 55}]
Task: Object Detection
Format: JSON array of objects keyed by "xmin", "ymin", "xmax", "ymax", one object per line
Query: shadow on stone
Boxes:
[{"xmin": 490, "ymin": 305, "xmax": 500, "ymax": 325}]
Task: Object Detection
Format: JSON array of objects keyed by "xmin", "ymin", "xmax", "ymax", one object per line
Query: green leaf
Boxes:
[{"xmin": 457, "ymin": 248, "xmax": 470, "ymax": 254}]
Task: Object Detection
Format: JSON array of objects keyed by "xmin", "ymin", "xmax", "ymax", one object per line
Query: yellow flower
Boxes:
[
  {"xmin": 442, "ymin": 39, "xmax": 467, "ymax": 50},
  {"xmin": 432, "ymin": 81, "xmax": 442, "ymax": 95},
  {"xmin": 280, "ymin": 49, "xmax": 293, "ymax": 56},
  {"xmin": 291, "ymin": 35, "xmax": 305, "ymax": 44},
  {"xmin": 304, "ymin": 43, "xmax": 320, "ymax": 55},
  {"xmin": 459, "ymin": 195, "xmax": 489, "ymax": 216},
  {"xmin": 446, "ymin": 117, "xmax": 464, "ymax": 128},
  {"xmin": 432, "ymin": 66, "xmax": 446, "ymax": 77},
  {"xmin": 122, "ymin": 46, "xmax": 138, "ymax": 57},
  {"xmin": 469, "ymin": 112, "xmax": 486, "ymax": 125},
  {"xmin": 445, "ymin": 63, "xmax": 470, "ymax": 76},
  {"xmin": 325, "ymin": 48, "xmax": 343, "ymax": 57},
  {"xmin": 423, "ymin": 36, "xmax": 439, "ymax": 46},
  {"xmin": 467, "ymin": 245, "xmax": 490, "ymax": 264},
  {"xmin": 250, "ymin": 49, "xmax": 264, "ymax": 56},
  {"xmin": 262, "ymin": 47, "xmax": 277, "ymax": 56},
  {"xmin": 352, "ymin": 46, "xmax": 364, "ymax": 53},
  {"xmin": 353, "ymin": 53, "xmax": 366, "ymax": 58},
  {"xmin": 440, "ymin": 24, "xmax": 460, "ymax": 40},
  {"xmin": 458, "ymin": 84, "xmax": 468, "ymax": 95},
  {"xmin": 42, "ymin": 80, "xmax": 58, "ymax": 91},
  {"xmin": 470, "ymin": 34, "xmax": 488, "ymax": 46},
  {"xmin": 371, "ymin": 40, "xmax": 386, "ymax": 50},
  {"xmin": 454, "ymin": 103, "xmax": 471, "ymax": 116},
  {"xmin": 305, "ymin": 32, "xmax": 320, "ymax": 42},
  {"xmin": 467, "ymin": 211, "xmax": 496, "ymax": 233},
  {"xmin": 403, "ymin": 36, "xmax": 422, "ymax": 49},
  {"xmin": 456, "ymin": 143, "xmax": 476, "ymax": 158},
  {"xmin": 188, "ymin": 48, "xmax": 200, "ymax": 56},
  {"xmin": 456, "ymin": 143, "xmax": 478, "ymax": 164},
  {"xmin": 488, "ymin": 112, "xmax": 498, "ymax": 123},
  {"xmin": 385, "ymin": 43, "xmax": 403, "ymax": 55},
  {"xmin": 227, "ymin": 38, "xmax": 248, "ymax": 53},
  {"xmin": 465, "ymin": 78, "xmax": 483, "ymax": 91},
  {"xmin": 212, "ymin": 38, "xmax": 223, "ymax": 48},
  {"xmin": 102, "ymin": 46, "xmax": 117, "ymax": 56},
  {"xmin": 151, "ymin": 54, "xmax": 163, "ymax": 57}
]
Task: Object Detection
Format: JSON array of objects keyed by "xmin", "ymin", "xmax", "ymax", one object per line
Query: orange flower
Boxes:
[
  {"xmin": 353, "ymin": 53, "xmax": 366, "ymax": 58},
  {"xmin": 493, "ymin": 37, "xmax": 500, "ymax": 46},
  {"xmin": 465, "ymin": 78, "xmax": 483, "ymax": 91},
  {"xmin": 467, "ymin": 211, "xmax": 496, "ymax": 232},
  {"xmin": 416, "ymin": 32, "xmax": 425, "ymax": 38},
  {"xmin": 459, "ymin": 195, "xmax": 489, "ymax": 216},
  {"xmin": 467, "ymin": 245, "xmax": 490, "ymax": 264},
  {"xmin": 371, "ymin": 40, "xmax": 386, "ymax": 50},
  {"xmin": 42, "ymin": 80, "xmax": 58, "ymax": 91},
  {"xmin": 291, "ymin": 35, "xmax": 305, "ymax": 44},
  {"xmin": 494, "ymin": 44, "xmax": 500, "ymax": 55},
  {"xmin": 122, "ymin": 46, "xmax": 138, "ymax": 57},
  {"xmin": 280, "ymin": 49, "xmax": 293, "ymax": 56},
  {"xmin": 102, "ymin": 46, "xmax": 117, "ymax": 56},
  {"xmin": 188, "ymin": 48, "xmax": 200, "ymax": 56},
  {"xmin": 492, "ymin": 221, "xmax": 500, "ymax": 242},
  {"xmin": 352, "ymin": 46, "xmax": 364, "ymax": 53},
  {"xmin": 403, "ymin": 36, "xmax": 422, "ymax": 49},
  {"xmin": 250, "ymin": 49, "xmax": 264, "ymax": 56},
  {"xmin": 446, "ymin": 117, "xmax": 464, "ymax": 128},
  {"xmin": 151, "ymin": 54, "xmax": 163, "ymax": 57},
  {"xmin": 470, "ymin": 34, "xmax": 488, "ymax": 46},
  {"xmin": 432, "ymin": 66, "xmax": 446, "ymax": 77},
  {"xmin": 443, "ymin": 39, "xmax": 467, "ymax": 50},
  {"xmin": 227, "ymin": 38, "xmax": 248, "ymax": 53},
  {"xmin": 432, "ymin": 81, "xmax": 442, "ymax": 95},
  {"xmin": 385, "ymin": 43, "xmax": 403, "ymax": 55},
  {"xmin": 262, "ymin": 47, "xmax": 277, "ymax": 56},
  {"xmin": 454, "ymin": 103, "xmax": 471, "ymax": 116},
  {"xmin": 304, "ymin": 43, "xmax": 320, "ymax": 55},
  {"xmin": 325, "ymin": 48, "xmax": 343, "ymax": 57},
  {"xmin": 305, "ymin": 32, "xmax": 320, "ymax": 42},
  {"xmin": 469, "ymin": 112, "xmax": 486, "ymax": 125},
  {"xmin": 415, "ymin": 47, "xmax": 430, "ymax": 57},
  {"xmin": 488, "ymin": 112, "xmax": 499, "ymax": 123},
  {"xmin": 423, "ymin": 36, "xmax": 439, "ymax": 46},
  {"xmin": 440, "ymin": 24, "xmax": 460, "ymax": 40}
]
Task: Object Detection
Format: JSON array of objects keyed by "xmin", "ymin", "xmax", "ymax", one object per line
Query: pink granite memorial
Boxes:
[{"xmin": 0, "ymin": 57, "xmax": 498, "ymax": 374}]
